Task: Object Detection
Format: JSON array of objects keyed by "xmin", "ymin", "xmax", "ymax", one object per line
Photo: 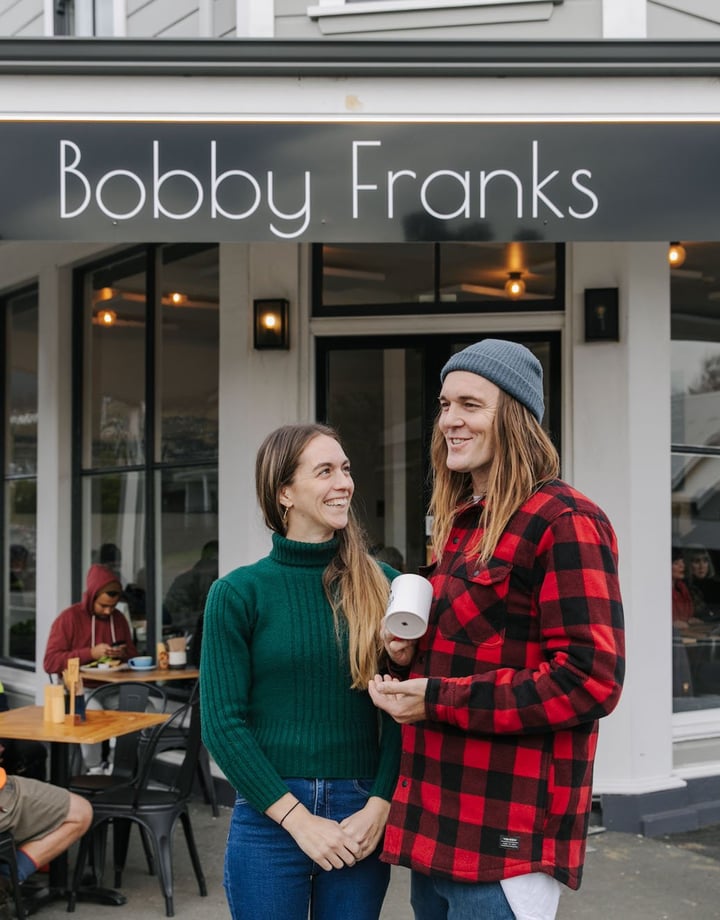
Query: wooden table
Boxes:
[
  {"xmin": 82, "ymin": 666, "xmax": 199, "ymax": 684},
  {"xmin": 0, "ymin": 705, "xmax": 168, "ymax": 908}
]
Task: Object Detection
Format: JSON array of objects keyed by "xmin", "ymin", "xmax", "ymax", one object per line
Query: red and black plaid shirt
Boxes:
[{"xmin": 381, "ymin": 479, "xmax": 625, "ymax": 891}]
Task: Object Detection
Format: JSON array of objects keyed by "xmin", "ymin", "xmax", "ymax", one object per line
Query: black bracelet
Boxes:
[{"xmin": 280, "ymin": 801, "xmax": 300, "ymax": 827}]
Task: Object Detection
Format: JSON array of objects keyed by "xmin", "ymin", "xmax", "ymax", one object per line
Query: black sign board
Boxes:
[{"xmin": 1, "ymin": 121, "xmax": 718, "ymax": 242}]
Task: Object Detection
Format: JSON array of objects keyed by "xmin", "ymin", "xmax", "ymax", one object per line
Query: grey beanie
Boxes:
[{"xmin": 440, "ymin": 339, "xmax": 545, "ymax": 422}]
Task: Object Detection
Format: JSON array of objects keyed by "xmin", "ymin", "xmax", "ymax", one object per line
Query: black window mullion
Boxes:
[
  {"xmin": 71, "ymin": 268, "xmax": 84, "ymax": 602},
  {"xmin": 145, "ymin": 247, "xmax": 158, "ymax": 657}
]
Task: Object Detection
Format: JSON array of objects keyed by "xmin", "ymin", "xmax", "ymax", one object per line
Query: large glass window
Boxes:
[
  {"xmin": 315, "ymin": 242, "xmax": 562, "ymax": 315},
  {"xmin": 3, "ymin": 287, "xmax": 38, "ymax": 664},
  {"xmin": 671, "ymin": 241, "xmax": 720, "ymax": 711},
  {"xmin": 77, "ymin": 245, "xmax": 219, "ymax": 657}
]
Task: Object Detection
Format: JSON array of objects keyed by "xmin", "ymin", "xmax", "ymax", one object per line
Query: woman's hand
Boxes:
[
  {"xmin": 339, "ymin": 796, "xmax": 390, "ymax": 861},
  {"xmin": 368, "ymin": 674, "xmax": 429, "ymax": 724},
  {"xmin": 381, "ymin": 624, "xmax": 417, "ymax": 669},
  {"xmin": 270, "ymin": 799, "xmax": 362, "ymax": 871}
]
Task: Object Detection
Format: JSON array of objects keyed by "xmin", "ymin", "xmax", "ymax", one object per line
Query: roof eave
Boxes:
[{"xmin": 1, "ymin": 38, "xmax": 719, "ymax": 78}]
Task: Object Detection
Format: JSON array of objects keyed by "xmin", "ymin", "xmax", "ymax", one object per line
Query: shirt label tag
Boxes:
[{"xmin": 499, "ymin": 835, "xmax": 521, "ymax": 851}]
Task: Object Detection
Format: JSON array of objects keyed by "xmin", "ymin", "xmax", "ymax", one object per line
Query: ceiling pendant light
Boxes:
[
  {"xmin": 504, "ymin": 272, "xmax": 526, "ymax": 300},
  {"xmin": 97, "ymin": 308, "xmax": 117, "ymax": 326}
]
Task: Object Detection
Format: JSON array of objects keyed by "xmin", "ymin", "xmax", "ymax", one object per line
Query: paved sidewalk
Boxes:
[{"xmin": 23, "ymin": 802, "xmax": 720, "ymax": 919}]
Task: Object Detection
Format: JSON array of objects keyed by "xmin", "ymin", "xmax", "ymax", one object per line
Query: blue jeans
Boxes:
[
  {"xmin": 411, "ymin": 872, "xmax": 515, "ymax": 920},
  {"xmin": 224, "ymin": 778, "xmax": 391, "ymax": 920}
]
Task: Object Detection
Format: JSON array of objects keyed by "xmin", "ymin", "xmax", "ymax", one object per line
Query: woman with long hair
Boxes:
[{"xmin": 200, "ymin": 423, "xmax": 400, "ymax": 920}]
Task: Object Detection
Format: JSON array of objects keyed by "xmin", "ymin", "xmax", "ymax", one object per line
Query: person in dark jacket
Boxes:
[
  {"xmin": 164, "ymin": 539, "xmax": 219, "ymax": 638},
  {"xmin": 685, "ymin": 545, "xmax": 720, "ymax": 622},
  {"xmin": 370, "ymin": 339, "xmax": 625, "ymax": 920}
]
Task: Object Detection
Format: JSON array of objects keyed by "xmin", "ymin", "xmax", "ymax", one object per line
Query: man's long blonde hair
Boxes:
[
  {"xmin": 256, "ymin": 423, "xmax": 390, "ymax": 689},
  {"xmin": 429, "ymin": 391, "xmax": 560, "ymax": 562}
]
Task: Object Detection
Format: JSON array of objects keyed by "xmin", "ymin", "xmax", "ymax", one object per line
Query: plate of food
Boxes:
[{"xmin": 81, "ymin": 658, "xmax": 129, "ymax": 672}]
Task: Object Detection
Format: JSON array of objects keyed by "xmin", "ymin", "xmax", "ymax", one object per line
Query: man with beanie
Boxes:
[{"xmin": 370, "ymin": 339, "xmax": 625, "ymax": 920}]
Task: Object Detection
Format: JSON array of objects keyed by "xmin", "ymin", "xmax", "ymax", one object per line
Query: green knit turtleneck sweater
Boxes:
[{"xmin": 200, "ymin": 533, "xmax": 401, "ymax": 814}]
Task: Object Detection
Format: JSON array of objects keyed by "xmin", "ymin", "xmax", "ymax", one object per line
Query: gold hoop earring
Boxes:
[{"xmin": 282, "ymin": 505, "xmax": 290, "ymax": 525}]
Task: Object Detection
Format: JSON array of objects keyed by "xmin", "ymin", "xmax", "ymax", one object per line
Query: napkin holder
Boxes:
[
  {"xmin": 43, "ymin": 684, "xmax": 66, "ymax": 724},
  {"xmin": 61, "ymin": 670, "xmax": 86, "ymax": 723}
]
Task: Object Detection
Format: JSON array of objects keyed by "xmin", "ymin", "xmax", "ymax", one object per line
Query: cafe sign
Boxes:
[{"xmin": 2, "ymin": 121, "xmax": 719, "ymax": 242}]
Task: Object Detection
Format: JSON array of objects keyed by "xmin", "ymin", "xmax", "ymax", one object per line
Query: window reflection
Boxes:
[
  {"xmin": 672, "ymin": 540, "xmax": 720, "ymax": 710},
  {"xmin": 4, "ymin": 287, "xmax": 38, "ymax": 663},
  {"xmin": 159, "ymin": 245, "xmax": 219, "ymax": 463},
  {"xmin": 671, "ymin": 241, "xmax": 720, "ymax": 711},
  {"xmin": 7, "ymin": 482, "xmax": 36, "ymax": 661},
  {"xmin": 8, "ymin": 290, "xmax": 39, "ymax": 476},
  {"xmin": 325, "ymin": 348, "xmax": 426, "ymax": 574},
  {"xmin": 317, "ymin": 242, "xmax": 560, "ymax": 313},
  {"xmin": 159, "ymin": 467, "xmax": 218, "ymax": 640},
  {"xmin": 86, "ymin": 252, "xmax": 147, "ymax": 468},
  {"xmin": 82, "ymin": 471, "xmax": 146, "ymax": 642}
]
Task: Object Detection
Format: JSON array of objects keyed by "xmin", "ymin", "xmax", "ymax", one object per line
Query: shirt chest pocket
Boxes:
[{"xmin": 436, "ymin": 560, "xmax": 512, "ymax": 648}]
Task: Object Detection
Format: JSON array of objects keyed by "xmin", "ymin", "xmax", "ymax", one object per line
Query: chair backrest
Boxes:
[
  {"xmin": 86, "ymin": 681, "xmax": 167, "ymax": 714},
  {"xmin": 134, "ymin": 689, "xmax": 201, "ymax": 803},
  {"xmin": 85, "ymin": 681, "xmax": 168, "ymax": 781}
]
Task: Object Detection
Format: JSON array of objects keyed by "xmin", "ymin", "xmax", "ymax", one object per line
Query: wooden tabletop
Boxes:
[
  {"xmin": 0, "ymin": 705, "xmax": 169, "ymax": 744},
  {"xmin": 83, "ymin": 665, "xmax": 199, "ymax": 684}
]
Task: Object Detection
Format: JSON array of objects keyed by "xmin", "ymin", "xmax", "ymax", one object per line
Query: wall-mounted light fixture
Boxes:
[
  {"xmin": 584, "ymin": 288, "xmax": 619, "ymax": 342},
  {"xmin": 668, "ymin": 242, "xmax": 687, "ymax": 268},
  {"xmin": 253, "ymin": 299, "xmax": 289, "ymax": 350},
  {"xmin": 504, "ymin": 272, "xmax": 526, "ymax": 300}
]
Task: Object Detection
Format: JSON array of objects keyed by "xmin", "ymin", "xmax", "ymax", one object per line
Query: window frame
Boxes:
[
  {"xmin": 306, "ymin": 0, "xmax": 561, "ymax": 32},
  {"xmin": 308, "ymin": 0, "xmax": 555, "ymax": 15}
]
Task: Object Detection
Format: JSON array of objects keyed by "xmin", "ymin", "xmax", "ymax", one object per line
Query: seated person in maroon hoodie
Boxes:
[{"xmin": 43, "ymin": 564, "xmax": 137, "ymax": 678}]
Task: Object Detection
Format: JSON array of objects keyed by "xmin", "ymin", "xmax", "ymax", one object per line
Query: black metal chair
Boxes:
[
  {"xmin": 0, "ymin": 831, "xmax": 26, "ymax": 919},
  {"xmin": 69, "ymin": 681, "xmax": 168, "ymax": 883},
  {"xmin": 68, "ymin": 692, "xmax": 207, "ymax": 918},
  {"xmin": 158, "ymin": 681, "xmax": 218, "ymax": 817}
]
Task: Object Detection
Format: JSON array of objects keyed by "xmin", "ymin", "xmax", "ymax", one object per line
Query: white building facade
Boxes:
[{"xmin": 0, "ymin": 0, "xmax": 719, "ymax": 833}]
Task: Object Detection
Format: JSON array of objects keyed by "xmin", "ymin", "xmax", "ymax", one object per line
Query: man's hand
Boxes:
[
  {"xmin": 381, "ymin": 625, "xmax": 417, "ymax": 669},
  {"xmin": 368, "ymin": 674, "xmax": 429, "ymax": 724}
]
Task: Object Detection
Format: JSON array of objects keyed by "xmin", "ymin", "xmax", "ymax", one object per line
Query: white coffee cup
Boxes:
[
  {"xmin": 168, "ymin": 650, "xmax": 187, "ymax": 669},
  {"xmin": 383, "ymin": 573, "xmax": 433, "ymax": 640}
]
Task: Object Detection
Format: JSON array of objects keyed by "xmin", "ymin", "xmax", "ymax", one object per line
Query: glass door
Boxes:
[{"xmin": 317, "ymin": 333, "xmax": 561, "ymax": 574}]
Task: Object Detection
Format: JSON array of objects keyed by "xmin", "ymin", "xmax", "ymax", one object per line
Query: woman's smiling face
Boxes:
[{"xmin": 280, "ymin": 434, "xmax": 354, "ymax": 543}]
